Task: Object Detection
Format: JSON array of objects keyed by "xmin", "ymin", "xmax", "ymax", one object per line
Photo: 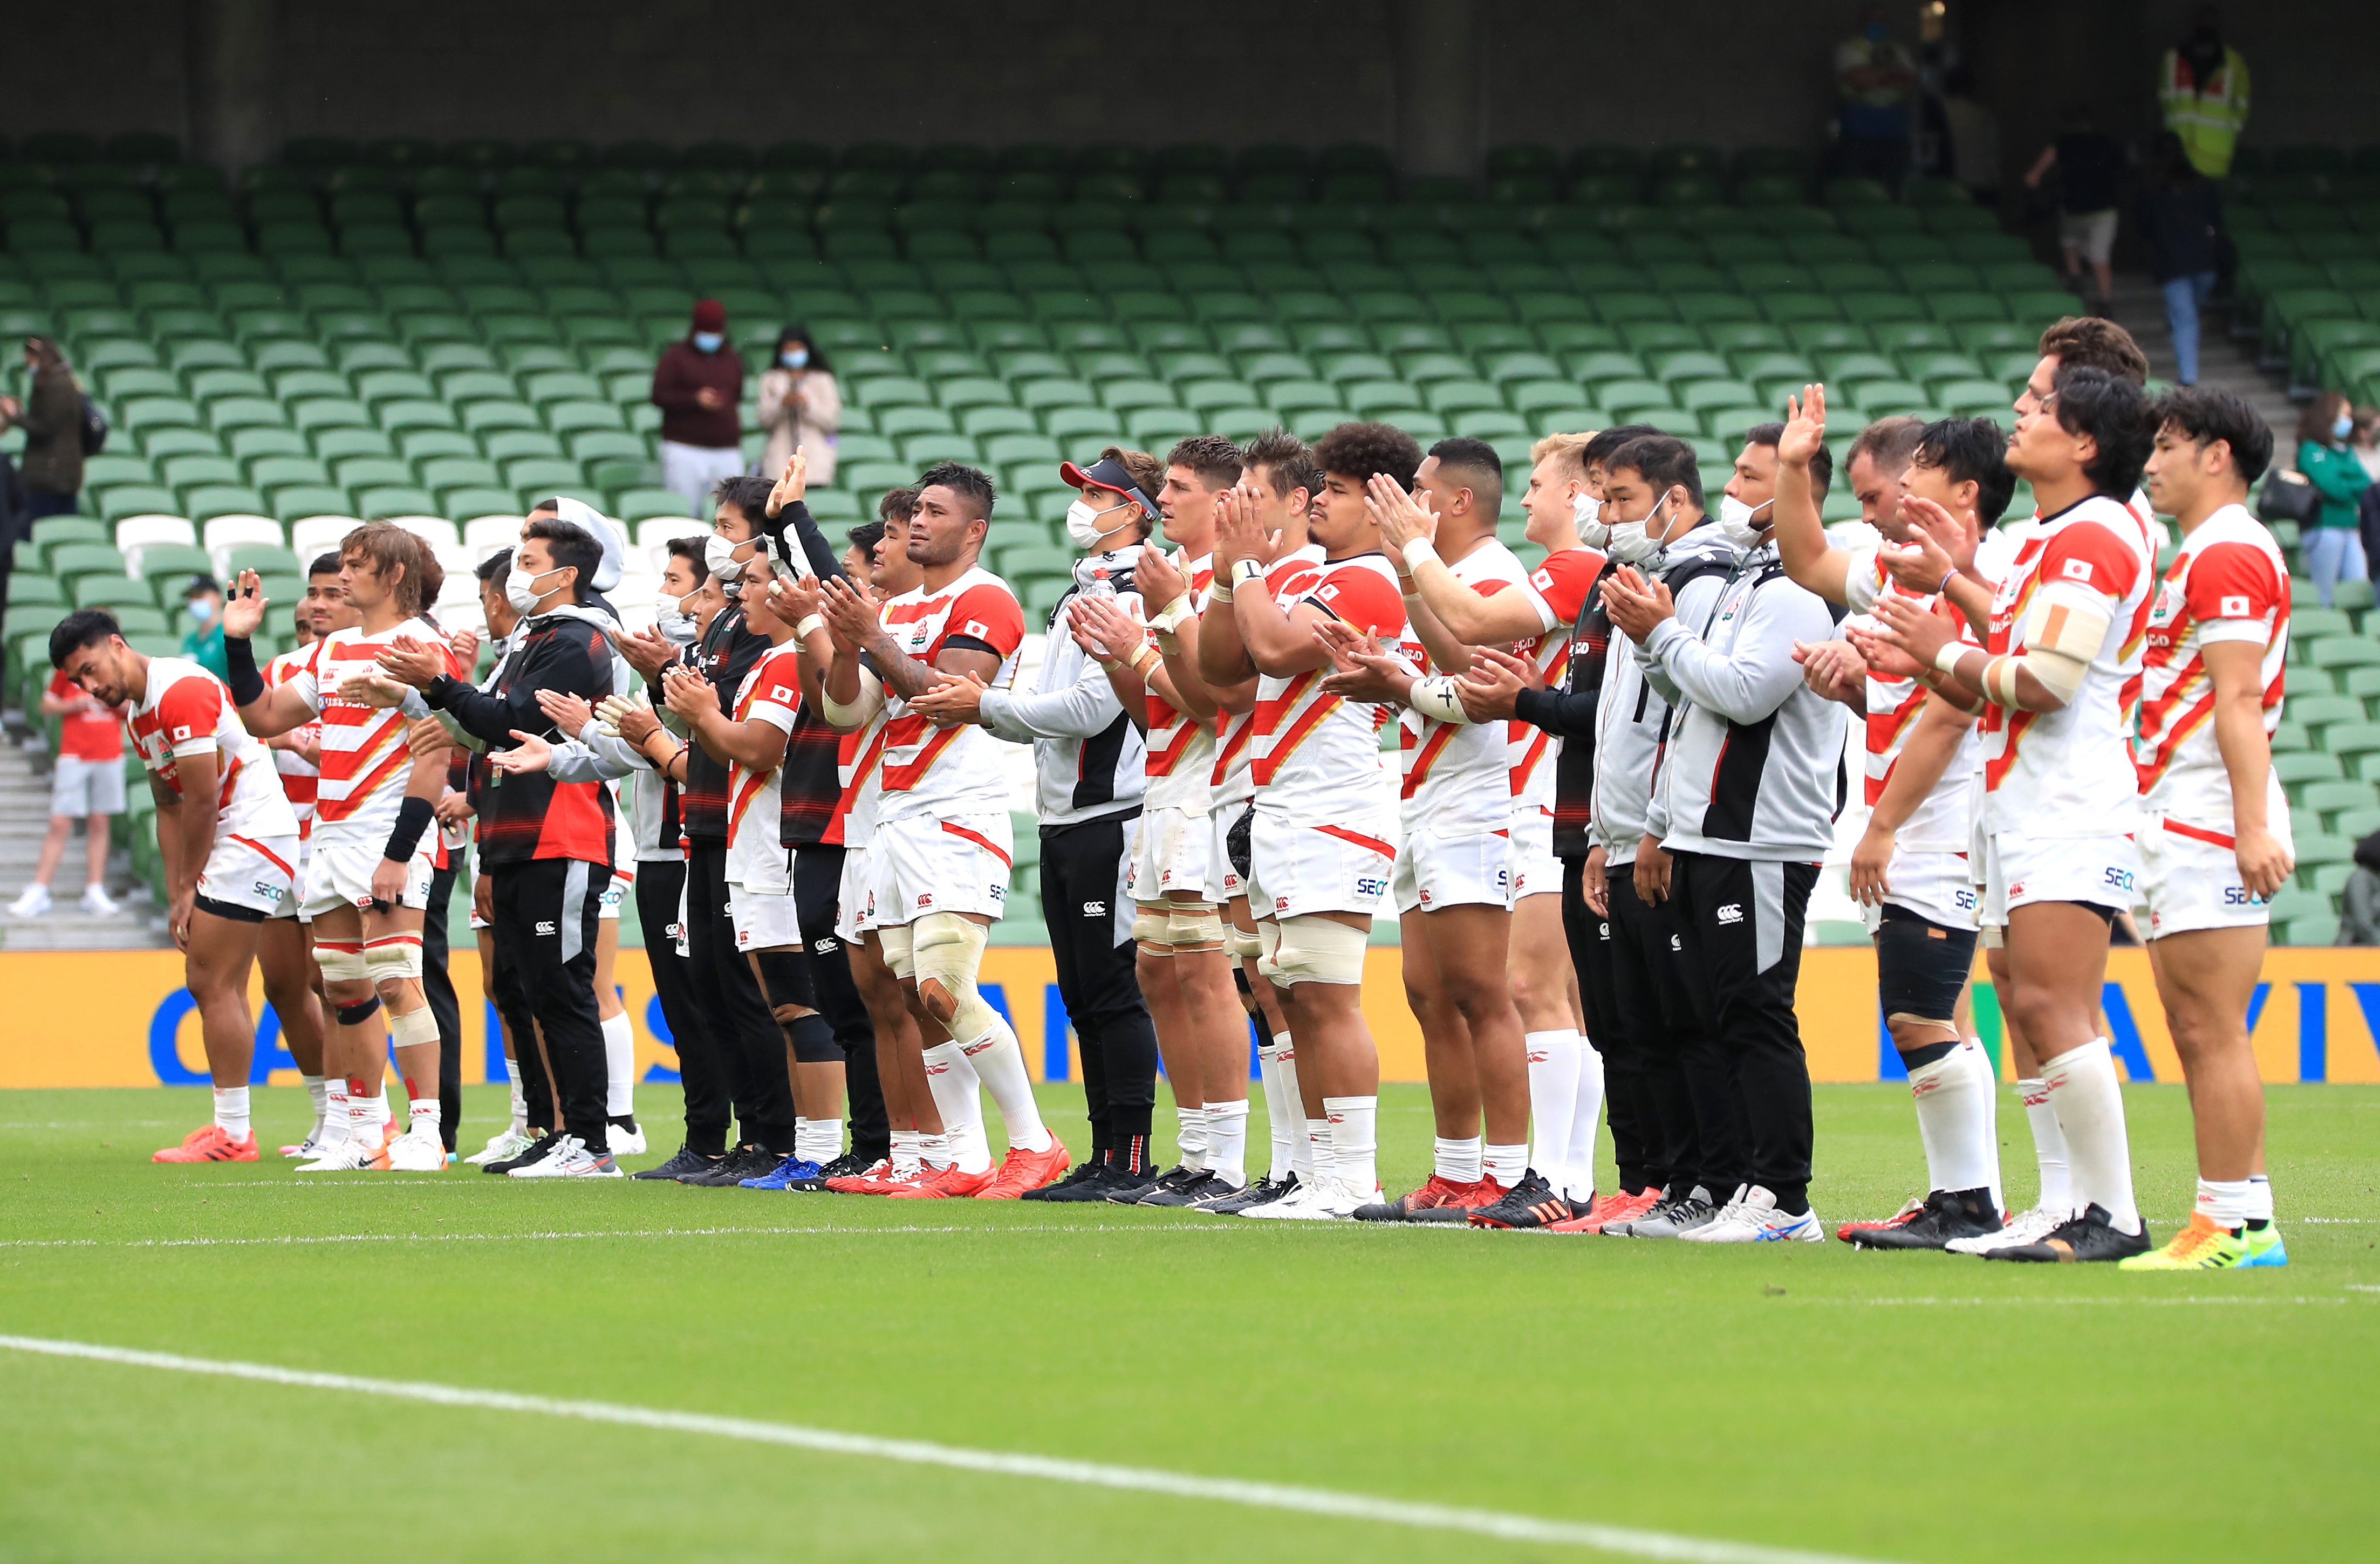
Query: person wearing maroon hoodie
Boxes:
[{"xmin": 653, "ymin": 299, "xmax": 746, "ymax": 512}]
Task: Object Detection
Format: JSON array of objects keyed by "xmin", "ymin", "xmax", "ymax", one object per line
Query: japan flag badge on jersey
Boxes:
[
  {"xmin": 171, "ymin": 724, "xmax": 192, "ymax": 741},
  {"xmin": 2061, "ymin": 558, "xmax": 2095, "ymax": 583},
  {"xmin": 1531, "ymin": 568, "xmax": 1555, "ymax": 591},
  {"xmin": 2219, "ymin": 594, "xmax": 2252, "ymax": 617},
  {"xmin": 771, "ymin": 685, "xmax": 795, "ymax": 703},
  {"xmin": 963, "ymin": 619, "xmax": 988, "ymax": 639}
]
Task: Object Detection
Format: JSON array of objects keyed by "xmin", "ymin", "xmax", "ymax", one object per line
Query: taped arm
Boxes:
[{"xmin": 1940, "ymin": 584, "xmax": 2109, "ymax": 711}]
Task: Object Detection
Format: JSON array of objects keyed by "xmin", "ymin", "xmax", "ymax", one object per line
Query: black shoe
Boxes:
[
  {"xmin": 1020, "ymin": 1159, "xmax": 1109, "ymax": 1202},
  {"xmin": 1988, "ymin": 1202, "xmax": 2153, "ymax": 1263},
  {"xmin": 1851, "ymin": 1188, "xmax": 2002, "ymax": 1250},
  {"xmin": 1136, "ymin": 1168, "xmax": 1222, "ymax": 1207},
  {"xmin": 815, "ymin": 1150, "xmax": 873, "ymax": 1183},
  {"xmin": 632, "ymin": 1143, "xmax": 721, "ymax": 1181},
  {"xmin": 1468, "ymin": 1169, "xmax": 1584, "ymax": 1230},
  {"xmin": 679, "ymin": 1144, "xmax": 777, "ymax": 1186},
  {"xmin": 484, "ymin": 1131, "xmax": 559, "ymax": 1176},
  {"xmin": 1200, "ymin": 1172, "xmax": 1296, "ymax": 1215},
  {"xmin": 1102, "ymin": 1162, "xmax": 1185, "ymax": 1205}
]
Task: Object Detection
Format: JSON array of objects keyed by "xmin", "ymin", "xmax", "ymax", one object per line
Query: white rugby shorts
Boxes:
[
  {"xmin": 196, "ymin": 832, "xmax": 300, "ymax": 920},
  {"xmin": 1979, "ymin": 829, "xmax": 2139, "ymax": 928},
  {"xmin": 731, "ymin": 887, "xmax": 803, "ymax": 951},
  {"xmin": 1391, "ymin": 824, "xmax": 1512, "ymax": 916},
  {"xmin": 836, "ymin": 842, "xmax": 876, "ymax": 944},
  {"xmin": 870, "ymin": 812, "xmax": 1013, "ymax": 926},
  {"xmin": 300, "ymin": 825, "xmax": 436, "ymax": 918},
  {"xmin": 1247, "ymin": 808, "xmax": 1396, "ymax": 922},
  {"xmin": 2137, "ymin": 811, "xmax": 2291, "ymax": 939},
  {"xmin": 1128, "ymin": 804, "xmax": 1213, "ymax": 906},
  {"xmin": 1508, "ymin": 802, "xmax": 1561, "ymax": 906},
  {"xmin": 1858, "ymin": 847, "xmax": 1980, "ymax": 935}
]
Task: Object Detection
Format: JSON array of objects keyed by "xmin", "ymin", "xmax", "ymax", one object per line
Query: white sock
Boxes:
[
  {"xmin": 1564, "ymin": 1041, "xmax": 1605, "ymax": 1202},
  {"xmin": 1971, "ymin": 1038, "xmax": 2003, "ymax": 1213},
  {"xmin": 1483, "ymin": 1142, "xmax": 1528, "ymax": 1190},
  {"xmin": 1256, "ymin": 1038, "xmax": 1295, "ymax": 1180},
  {"xmin": 213, "ymin": 1086, "xmax": 251, "ymax": 1139},
  {"xmin": 507, "ymin": 1071, "xmax": 528, "ymax": 1133},
  {"xmin": 1175, "ymin": 1105, "xmax": 1210, "ymax": 1171},
  {"xmin": 890, "ymin": 1128, "xmax": 921, "ymax": 1172},
  {"xmin": 920, "ymin": 1040, "xmax": 992, "ymax": 1173},
  {"xmin": 1205, "ymin": 1098, "xmax": 1249, "ymax": 1186},
  {"xmin": 961, "ymin": 1020, "xmax": 1052, "ymax": 1154},
  {"xmin": 798, "ymin": 1117, "xmax": 843, "ymax": 1164},
  {"xmin": 2018, "ymin": 1077, "xmax": 2069, "ymax": 1212},
  {"xmin": 1278, "ymin": 1037, "xmax": 1309, "ymax": 1178},
  {"xmin": 301, "ymin": 1074, "xmax": 327, "ymax": 1138},
  {"xmin": 377, "ymin": 1080, "xmax": 395, "ymax": 1130},
  {"xmin": 348, "ymin": 1080, "xmax": 381, "ymax": 1142},
  {"xmin": 1324, "ymin": 1095, "xmax": 1377, "ymax": 1196},
  {"xmin": 1433, "ymin": 1135, "xmax": 1483, "ymax": 1184},
  {"xmin": 408, "ymin": 1097, "xmax": 441, "ymax": 1142},
  {"xmin": 1907, "ymin": 1040, "xmax": 2000, "ymax": 1198},
  {"xmin": 2245, "ymin": 1173, "xmax": 2274, "ymax": 1224},
  {"xmin": 2041, "ymin": 1039, "xmax": 2139, "ymax": 1233},
  {"xmin": 918, "ymin": 1131, "xmax": 953, "ymax": 1170},
  {"xmin": 1304, "ymin": 1115, "xmax": 1332, "ymax": 1186},
  {"xmin": 600, "ymin": 1011, "xmax": 635, "ymax": 1117},
  {"xmin": 1524, "ymin": 1029, "xmax": 1582, "ymax": 1195},
  {"xmin": 2197, "ymin": 1176, "xmax": 2253, "ymax": 1229},
  {"xmin": 317, "ymin": 1080, "xmax": 350, "ymax": 1149}
]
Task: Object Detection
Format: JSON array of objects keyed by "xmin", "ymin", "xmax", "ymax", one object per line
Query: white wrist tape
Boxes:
[
  {"xmin": 818, "ymin": 666, "xmax": 884, "ymax": 726},
  {"xmin": 1233, "ymin": 558, "xmax": 1266, "ymax": 588},
  {"xmin": 795, "ymin": 614, "xmax": 825, "ymax": 642},
  {"xmin": 1407, "ymin": 674, "xmax": 1473, "ymax": 724},
  {"xmin": 1932, "ymin": 642, "xmax": 1967, "ymax": 679},
  {"xmin": 1152, "ymin": 594, "xmax": 1194, "ymax": 634},
  {"xmin": 1400, "ymin": 537, "xmax": 1441, "ymax": 574}
]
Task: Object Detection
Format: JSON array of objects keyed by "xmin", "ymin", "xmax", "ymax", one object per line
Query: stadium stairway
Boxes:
[
  {"xmin": 2104, "ymin": 275, "xmax": 2298, "ymax": 435},
  {"xmin": 0, "ymin": 718, "xmax": 163, "ymax": 950}
]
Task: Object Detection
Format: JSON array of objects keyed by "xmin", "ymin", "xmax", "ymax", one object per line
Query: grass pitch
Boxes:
[{"xmin": 2, "ymin": 1082, "xmax": 2376, "ymax": 1564}]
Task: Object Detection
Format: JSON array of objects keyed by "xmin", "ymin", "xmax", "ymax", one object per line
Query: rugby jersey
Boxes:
[
  {"xmin": 877, "ymin": 566, "xmax": 1027, "ymax": 821},
  {"xmin": 1210, "ymin": 545, "xmax": 1324, "ymax": 817},
  {"xmin": 128, "ymin": 656, "xmax": 300, "ymax": 845},
  {"xmin": 1142, "ymin": 550, "xmax": 1217, "ymax": 813},
  {"xmin": 2136, "ymin": 502, "xmax": 2289, "ymax": 830},
  {"xmin": 727, "ymin": 642, "xmax": 805, "ymax": 893},
  {"xmin": 1251, "ymin": 552, "xmax": 1405, "ymax": 820},
  {"xmin": 264, "ymin": 645, "xmax": 320, "ymax": 841},
  {"xmin": 284, "ymin": 616, "xmax": 456, "ymax": 835},
  {"xmin": 1396, "ymin": 539, "xmax": 1526, "ymax": 836}
]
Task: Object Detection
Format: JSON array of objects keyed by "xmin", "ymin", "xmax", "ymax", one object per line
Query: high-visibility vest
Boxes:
[{"xmin": 2158, "ymin": 46, "xmax": 2251, "ymax": 178}]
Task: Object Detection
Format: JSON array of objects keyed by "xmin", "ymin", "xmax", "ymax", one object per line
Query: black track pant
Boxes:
[
  {"xmin": 1039, "ymin": 812, "xmax": 1159, "ymax": 1155},
  {"xmin": 423, "ymin": 862, "xmax": 463, "ymax": 1153},
  {"xmin": 1607, "ymin": 866, "xmax": 1752, "ymax": 1200},
  {"xmin": 795, "ymin": 843, "xmax": 888, "ymax": 1164},
  {"xmin": 1562, "ymin": 854, "xmax": 1649, "ymax": 1192},
  {"xmin": 683, "ymin": 842, "xmax": 796, "ymax": 1154},
  {"xmin": 488, "ymin": 857, "xmax": 610, "ymax": 1155},
  {"xmin": 633, "ymin": 856, "xmax": 710, "ymax": 1146},
  {"xmin": 485, "ymin": 915, "xmax": 546, "ymax": 1131},
  {"xmin": 1668, "ymin": 852, "xmax": 1818, "ymax": 1213}
]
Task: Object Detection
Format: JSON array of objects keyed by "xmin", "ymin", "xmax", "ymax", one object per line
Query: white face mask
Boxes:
[
  {"xmin": 1065, "ymin": 497, "xmax": 1134, "ymax": 552},
  {"xmin": 1571, "ymin": 491, "xmax": 1608, "ymax": 548},
  {"xmin": 782, "ymin": 347, "xmax": 810, "ymax": 369},
  {"xmin": 505, "ymin": 563, "xmax": 566, "ymax": 615},
  {"xmin": 187, "ymin": 598, "xmax": 217, "ymax": 622},
  {"xmin": 655, "ymin": 589, "xmax": 701, "ymax": 644},
  {"xmin": 1716, "ymin": 494, "xmax": 1774, "ymax": 550},
  {"xmin": 1605, "ymin": 495, "xmax": 1672, "ymax": 564},
  {"xmin": 704, "ymin": 533, "xmax": 748, "ymax": 587}
]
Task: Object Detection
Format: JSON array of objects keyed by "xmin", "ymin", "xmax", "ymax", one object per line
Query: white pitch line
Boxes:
[
  {"xmin": 0, "ymin": 1223, "xmax": 1260, "ymax": 1251},
  {"xmin": 1838, "ymin": 1296, "xmax": 2354, "ymax": 1307},
  {"xmin": 0, "ymin": 1333, "xmax": 1896, "ymax": 1564}
]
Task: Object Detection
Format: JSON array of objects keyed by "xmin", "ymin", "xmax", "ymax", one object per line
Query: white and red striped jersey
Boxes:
[
  {"xmin": 2135, "ymin": 502, "xmax": 2289, "ymax": 829},
  {"xmin": 1210, "ymin": 545, "xmax": 1324, "ymax": 817},
  {"xmin": 1979, "ymin": 495, "xmax": 2155, "ymax": 836},
  {"xmin": 128, "ymin": 657, "xmax": 300, "ymax": 845},
  {"xmin": 1142, "ymin": 551, "xmax": 1216, "ymax": 813},
  {"xmin": 1253, "ymin": 552, "xmax": 1407, "ymax": 818},
  {"xmin": 1842, "ymin": 547, "xmax": 1982, "ymax": 852},
  {"xmin": 1396, "ymin": 539, "xmax": 1527, "ymax": 835},
  {"xmin": 831, "ymin": 696, "xmax": 892, "ymax": 850},
  {"xmin": 877, "ymin": 566, "xmax": 1026, "ymax": 822},
  {"xmin": 726, "ymin": 641, "xmax": 804, "ymax": 893},
  {"xmin": 264, "ymin": 644, "xmax": 321, "ymax": 841},
  {"xmin": 285, "ymin": 616, "xmax": 457, "ymax": 834},
  {"xmin": 1508, "ymin": 545, "xmax": 1603, "ymax": 813}
]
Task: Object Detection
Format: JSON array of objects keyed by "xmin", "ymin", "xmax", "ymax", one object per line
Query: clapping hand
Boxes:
[
  {"xmin": 766, "ymin": 449, "xmax": 809, "ymax": 518},
  {"xmin": 489, "ymin": 731, "xmax": 555, "ymax": 774},
  {"xmin": 1315, "ymin": 619, "xmax": 1412, "ymax": 704},
  {"xmin": 1366, "ymin": 473, "xmax": 1439, "ymax": 554},
  {"xmin": 536, "ymin": 688, "xmax": 594, "ymax": 736}
]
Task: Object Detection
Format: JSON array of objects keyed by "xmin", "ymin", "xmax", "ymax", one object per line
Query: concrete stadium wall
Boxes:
[
  {"xmin": 6, "ymin": 2, "xmax": 2371, "ymax": 165},
  {"xmin": 5, "ymin": 946, "xmax": 2378, "ymax": 1089}
]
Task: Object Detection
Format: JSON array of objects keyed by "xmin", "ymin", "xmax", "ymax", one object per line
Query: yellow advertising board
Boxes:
[{"xmin": 4, "ymin": 946, "xmax": 2378, "ymax": 1090}]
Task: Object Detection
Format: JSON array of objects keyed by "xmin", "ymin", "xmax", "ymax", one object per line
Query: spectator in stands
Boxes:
[
  {"xmin": 2296, "ymin": 392, "xmax": 2373, "ymax": 607},
  {"xmin": 8, "ymin": 664, "xmax": 124, "ymax": 917},
  {"xmin": 2351, "ymin": 406, "xmax": 2380, "ymax": 483},
  {"xmin": 2158, "ymin": 4, "xmax": 2249, "ymax": 179},
  {"xmin": 756, "ymin": 325, "xmax": 840, "ymax": 488},
  {"xmin": 0, "ymin": 338, "xmax": 86, "ymax": 521},
  {"xmin": 2140, "ymin": 132, "xmax": 2224, "ymax": 386},
  {"xmin": 2025, "ymin": 106, "xmax": 2124, "ymax": 318},
  {"xmin": 1832, "ymin": 4, "xmax": 1920, "ymax": 187},
  {"xmin": 177, "ymin": 574, "xmax": 229, "ymax": 682},
  {"xmin": 652, "ymin": 299, "xmax": 744, "ymax": 513},
  {"xmin": 1936, "ymin": 66, "xmax": 2002, "ymax": 208},
  {"xmin": 2337, "ymin": 831, "xmax": 2380, "ymax": 946}
]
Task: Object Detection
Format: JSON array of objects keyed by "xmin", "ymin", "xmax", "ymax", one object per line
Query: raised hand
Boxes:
[
  {"xmin": 821, "ymin": 573, "xmax": 884, "ymax": 645},
  {"xmin": 221, "ymin": 570, "xmax": 269, "ymax": 640},
  {"xmin": 377, "ymin": 634, "xmax": 449, "ymax": 690},
  {"xmin": 1844, "ymin": 620, "xmax": 1926, "ymax": 682},
  {"xmin": 1133, "ymin": 544, "xmax": 1187, "ymax": 610},
  {"xmin": 1069, "ymin": 592, "xmax": 1147, "ymax": 665},
  {"xmin": 767, "ymin": 449, "xmax": 809, "ymax": 518},
  {"xmin": 448, "ymin": 627, "xmax": 480, "ymax": 669},
  {"xmin": 1778, "ymin": 385, "xmax": 1828, "ymax": 468},
  {"xmin": 1366, "ymin": 472, "xmax": 1439, "ymax": 553},
  {"xmin": 1892, "ymin": 493, "xmax": 1978, "ymax": 577},
  {"xmin": 1212, "ymin": 484, "xmax": 1264, "ymax": 568},
  {"xmin": 536, "ymin": 688, "xmax": 594, "ymax": 735},
  {"xmin": 619, "ymin": 625, "xmax": 676, "ymax": 680},
  {"xmin": 660, "ymin": 665, "xmax": 719, "ymax": 723}
]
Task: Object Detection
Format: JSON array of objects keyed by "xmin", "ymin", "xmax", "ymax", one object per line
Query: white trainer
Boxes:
[
  {"xmin": 1681, "ymin": 1185, "xmax": 1824, "ymax": 1243},
  {"xmin": 509, "ymin": 1135, "xmax": 621, "ymax": 1178},
  {"xmin": 384, "ymin": 1130, "xmax": 448, "ymax": 1172},
  {"xmin": 466, "ymin": 1128, "xmax": 535, "ymax": 1166},
  {"xmin": 1267, "ymin": 1177, "xmax": 1374, "ymax": 1220},
  {"xmin": 296, "ymin": 1138, "xmax": 375, "ymax": 1172},
  {"xmin": 8, "ymin": 884, "xmax": 52, "ymax": 917},
  {"xmin": 607, "ymin": 1120, "xmax": 647, "ymax": 1157},
  {"xmin": 1241, "ymin": 1178, "xmax": 1315, "ymax": 1220},
  {"xmin": 1946, "ymin": 1204, "xmax": 2063, "ymax": 1256},
  {"xmin": 80, "ymin": 884, "xmax": 120, "ymax": 916}
]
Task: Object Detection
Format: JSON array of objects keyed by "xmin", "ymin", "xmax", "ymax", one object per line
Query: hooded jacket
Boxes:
[{"xmin": 976, "ymin": 545, "xmax": 1148, "ymax": 830}]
